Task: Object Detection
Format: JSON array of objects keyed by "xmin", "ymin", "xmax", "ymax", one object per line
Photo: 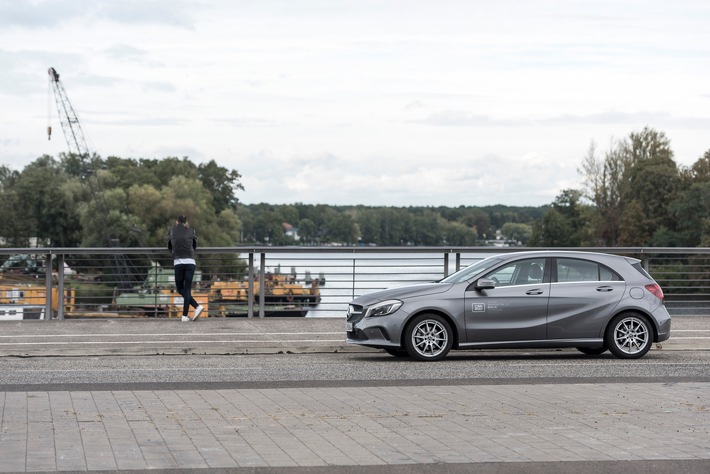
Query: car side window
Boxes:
[
  {"xmin": 556, "ymin": 258, "xmax": 622, "ymax": 282},
  {"xmin": 486, "ymin": 258, "xmax": 546, "ymax": 287}
]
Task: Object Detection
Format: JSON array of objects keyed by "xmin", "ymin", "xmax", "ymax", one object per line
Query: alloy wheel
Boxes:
[
  {"xmin": 607, "ymin": 313, "xmax": 652, "ymax": 358},
  {"xmin": 410, "ymin": 318, "xmax": 450, "ymax": 359}
]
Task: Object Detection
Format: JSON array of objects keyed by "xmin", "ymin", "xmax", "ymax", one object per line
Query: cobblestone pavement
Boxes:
[{"xmin": 1, "ymin": 381, "xmax": 709, "ymax": 471}]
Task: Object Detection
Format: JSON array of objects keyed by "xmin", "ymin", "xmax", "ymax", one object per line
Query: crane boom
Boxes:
[
  {"xmin": 48, "ymin": 68, "xmax": 91, "ymax": 159},
  {"xmin": 47, "ymin": 67, "xmax": 140, "ymax": 289}
]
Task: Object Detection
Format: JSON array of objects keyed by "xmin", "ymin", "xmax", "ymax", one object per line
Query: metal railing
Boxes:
[{"xmin": 1, "ymin": 246, "xmax": 709, "ymax": 319}]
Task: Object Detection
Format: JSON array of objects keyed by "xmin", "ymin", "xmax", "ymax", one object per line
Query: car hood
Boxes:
[{"xmin": 352, "ymin": 282, "xmax": 453, "ymax": 305}]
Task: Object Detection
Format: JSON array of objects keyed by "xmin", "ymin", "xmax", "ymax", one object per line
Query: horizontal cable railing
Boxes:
[{"xmin": 1, "ymin": 247, "xmax": 709, "ymax": 319}]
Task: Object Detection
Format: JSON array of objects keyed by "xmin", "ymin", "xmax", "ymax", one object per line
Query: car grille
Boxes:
[{"xmin": 347, "ymin": 304, "xmax": 364, "ymax": 323}]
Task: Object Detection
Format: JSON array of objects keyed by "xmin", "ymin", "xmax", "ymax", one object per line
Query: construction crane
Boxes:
[{"xmin": 47, "ymin": 67, "xmax": 139, "ymax": 289}]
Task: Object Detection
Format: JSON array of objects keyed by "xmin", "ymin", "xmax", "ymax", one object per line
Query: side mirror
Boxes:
[{"xmin": 475, "ymin": 278, "xmax": 496, "ymax": 290}]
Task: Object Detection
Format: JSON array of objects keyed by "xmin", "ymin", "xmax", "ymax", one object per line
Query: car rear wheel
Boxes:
[
  {"xmin": 605, "ymin": 312, "xmax": 653, "ymax": 359},
  {"xmin": 404, "ymin": 314, "xmax": 453, "ymax": 361}
]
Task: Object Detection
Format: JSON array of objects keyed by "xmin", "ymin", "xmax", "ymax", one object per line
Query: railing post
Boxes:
[
  {"xmin": 57, "ymin": 253, "xmax": 65, "ymax": 320},
  {"xmin": 456, "ymin": 252, "xmax": 462, "ymax": 272},
  {"xmin": 443, "ymin": 253, "xmax": 449, "ymax": 277},
  {"xmin": 45, "ymin": 252, "xmax": 53, "ymax": 320},
  {"xmin": 248, "ymin": 252, "xmax": 254, "ymax": 318},
  {"xmin": 259, "ymin": 252, "xmax": 266, "ymax": 318}
]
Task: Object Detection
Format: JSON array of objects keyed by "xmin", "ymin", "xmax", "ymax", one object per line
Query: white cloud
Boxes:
[{"xmin": 1, "ymin": 0, "xmax": 709, "ymax": 207}]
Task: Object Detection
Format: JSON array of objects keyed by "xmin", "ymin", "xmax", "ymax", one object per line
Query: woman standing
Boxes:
[{"xmin": 167, "ymin": 215, "xmax": 205, "ymax": 322}]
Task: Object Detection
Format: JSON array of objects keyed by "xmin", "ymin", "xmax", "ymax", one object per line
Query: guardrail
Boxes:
[{"xmin": 1, "ymin": 247, "xmax": 709, "ymax": 319}]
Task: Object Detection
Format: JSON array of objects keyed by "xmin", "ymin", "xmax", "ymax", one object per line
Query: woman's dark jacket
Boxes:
[{"xmin": 167, "ymin": 223, "xmax": 197, "ymax": 260}]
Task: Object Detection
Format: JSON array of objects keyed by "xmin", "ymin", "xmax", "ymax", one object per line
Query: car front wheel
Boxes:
[
  {"xmin": 605, "ymin": 312, "xmax": 653, "ymax": 359},
  {"xmin": 404, "ymin": 314, "xmax": 453, "ymax": 361}
]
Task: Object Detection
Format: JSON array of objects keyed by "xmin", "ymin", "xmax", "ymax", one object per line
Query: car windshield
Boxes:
[{"xmin": 440, "ymin": 256, "xmax": 505, "ymax": 283}]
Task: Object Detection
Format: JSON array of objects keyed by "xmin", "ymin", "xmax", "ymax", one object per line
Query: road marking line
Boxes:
[
  {"xmin": 0, "ymin": 332, "xmax": 344, "ymax": 339},
  {"xmin": 0, "ymin": 339, "xmax": 347, "ymax": 346}
]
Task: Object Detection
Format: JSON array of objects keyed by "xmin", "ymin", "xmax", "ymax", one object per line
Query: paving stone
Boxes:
[{"xmin": 1, "ymin": 382, "xmax": 709, "ymax": 470}]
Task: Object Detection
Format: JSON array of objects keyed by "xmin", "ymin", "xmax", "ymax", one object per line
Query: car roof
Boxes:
[
  {"xmin": 495, "ymin": 250, "xmax": 637, "ymax": 263},
  {"xmin": 491, "ymin": 250, "xmax": 645, "ymax": 281}
]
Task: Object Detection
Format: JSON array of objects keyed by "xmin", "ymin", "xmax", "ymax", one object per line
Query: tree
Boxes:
[
  {"xmin": 325, "ymin": 213, "xmax": 358, "ymax": 244},
  {"xmin": 298, "ymin": 218, "xmax": 318, "ymax": 244},
  {"xmin": 617, "ymin": 200, "xmax": 650, "ymax": 247},
  {"xmin": 12, "ymin": 155, "xmax": 79, "ymax": 246},
  {"xmin": 530, "ymin": 208, "xmax": 578, "ymax": 247},
  {"xmin": 410, "ymin": 211, "xmax": 446, "ymax": 245},
  {"xmin": 580, "ymin": 128, "xmax": 681, "ymax": 246},
  {"xmin": 669, "ymin": 182, "xmax": 710, "ymax": 246},
  {"xmin": 457, "ymin": 208, "xmax": 490, "ymax": 239},
  {"xmin": 500, "ymin": 223, "xmax": 532, "ymax": 245},
  {"xmin": 618, "ymin": 128, "xmax": 680, "ymax": 245},
  {"xmin": 355, "ymin": 209, "xmax": 382, "ymax": 245},
  {"xmin": 580, "ymin": 140, "xmax": 625, "ymax": 246},
  {"xmin": 688, "ymin": 149, "xmax": 710, "ymax": 182},
  {"xmin": 198, "ymin": 160, "xmax": 244, "ymax": 213},
  {"xmin": 442, "ymin": 221, "xmax": 477, "ymax": 246}
]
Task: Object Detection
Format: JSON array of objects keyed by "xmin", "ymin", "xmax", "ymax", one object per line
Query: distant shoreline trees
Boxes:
[
  {"xmin": 1, "ymin": 127, "xmax": 708, "ymax": 250},
  {"xmin": 531, "ymin": 127, "xmax": 710, "ymax": 248}
]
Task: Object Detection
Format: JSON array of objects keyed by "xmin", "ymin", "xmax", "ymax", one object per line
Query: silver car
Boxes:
[{"xmin": 346, "ymin": 251, "xmax": 671, "ymax": 361}]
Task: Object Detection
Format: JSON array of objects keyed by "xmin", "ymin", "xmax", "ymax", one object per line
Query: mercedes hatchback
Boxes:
[{"xmin": 346, "ymin": 251, "xmax": 671, "ymax": 361}]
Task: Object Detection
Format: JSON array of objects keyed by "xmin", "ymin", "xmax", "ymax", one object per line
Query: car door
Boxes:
[
  {"xmin": 464, "ymin": 257, "xmax": 549, "ymax": 343},
  {"xmin": 546, "ymin": 257, "xmax": 626, "ymax": 339}
]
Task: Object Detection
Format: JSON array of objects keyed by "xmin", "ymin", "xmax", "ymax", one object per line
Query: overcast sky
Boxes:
[{"xmin": 1, "ymin": 0, "xmax": 709, "ymax": 207}]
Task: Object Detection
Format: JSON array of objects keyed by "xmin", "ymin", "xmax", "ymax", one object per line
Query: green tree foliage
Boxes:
[
  {"xmin": 235, "ymin": 202, "xmax": 537, "ymax": 246},
  {"xmin": 197, "ymin": 160, "xmax": 244, "ymax": 213},
  {"xmin": 580, "ymin": 141, "xmax": 626, "ymax": 246},
  {"xmin": 500, "ymin": 223, "xmax": 533, "ymax": 245},
  {"xmin": 530, "ymin": 189, "xmax": 589, "ymax": 246},
  {"xmin": 1, "ymin": 154, "xmax": 243, "ymax": 250},
  {"xmin": 581, "ymin": 127, "xmax": 685, "ymax": 247},
  {"xmin": 11, "ymin": 156, "xmax": 80, "ymax": 247},
  {"xmin": 619, "ymin": 129, "xmax": 681, "ymax": 245},
  {"xmin": 6, "ymin": 131, "xmax": 706, "ymax": 251}
]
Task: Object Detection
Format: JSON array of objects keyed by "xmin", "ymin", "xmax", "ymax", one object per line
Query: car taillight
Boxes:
[{"xmin": 645, "ymin": 283, "xmax": 664, "ymax": 301}]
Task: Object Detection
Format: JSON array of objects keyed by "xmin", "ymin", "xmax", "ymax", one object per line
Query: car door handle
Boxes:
[
  {"xmin": 526, "ymin": 289, "xmax": 544, "ymax": 295},
  {"xmin": 596, "ymin": 286, "xmax": 614, "ymax": 292}
]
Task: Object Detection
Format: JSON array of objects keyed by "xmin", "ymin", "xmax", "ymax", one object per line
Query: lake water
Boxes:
[{"xmin": 259, "ymin": 251, "xmax": 487, "ymax": 318}]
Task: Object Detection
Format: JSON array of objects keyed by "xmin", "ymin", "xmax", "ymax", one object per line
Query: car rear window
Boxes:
[{"xmin": 557, "ymin": 258, "xmax": 623, "ymax": 282}]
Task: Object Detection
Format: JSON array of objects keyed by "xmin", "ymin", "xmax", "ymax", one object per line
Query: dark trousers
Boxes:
[{"xmin": 174, "ymin": 264, "xmax": 199, "ymax": 316}]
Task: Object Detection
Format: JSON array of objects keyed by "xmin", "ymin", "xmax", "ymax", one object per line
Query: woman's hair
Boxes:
[{"xmin": 177, "ymin": 215, "xmax": 187, "ymax": 224}]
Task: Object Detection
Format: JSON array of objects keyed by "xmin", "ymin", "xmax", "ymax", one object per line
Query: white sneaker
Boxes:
[
  {"xmin": 191, "ymin": 305, "xmax": 204, "ymax": 321},
  {"xmin": 181, "ymin": 315, "xmax": 190, "ymax": 322}
]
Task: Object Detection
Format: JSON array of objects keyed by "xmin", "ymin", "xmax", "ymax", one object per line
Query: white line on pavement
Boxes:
[
  {"xmin": 0, "ymin": 332, "xmax": 344, "ymax": 338},
  {"xmin": 0, "ymin": 339, "xmax": 347, "ymax": 346}
]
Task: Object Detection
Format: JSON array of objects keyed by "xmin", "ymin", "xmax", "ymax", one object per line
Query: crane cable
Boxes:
[{"xmin": 47, "ymin": 72, "xmax": 52, "ymax": 140}]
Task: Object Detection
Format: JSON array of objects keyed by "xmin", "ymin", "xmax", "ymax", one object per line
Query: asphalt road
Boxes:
[
  {"xmin": 0, "ymin": 316, "xmax": 709, "ymax": 391},
  {"xmin": 0, "ymin": 315, "xmax": 708, "ymax": 357},
  {"xmin": 2, "ymin": 345, "xmax": 710, "ymax": 392}
]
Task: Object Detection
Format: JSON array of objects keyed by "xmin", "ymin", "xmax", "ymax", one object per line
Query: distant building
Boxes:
[{"xmin": 282, "ymin": 223, "xmax": 300, "ymax": 241}]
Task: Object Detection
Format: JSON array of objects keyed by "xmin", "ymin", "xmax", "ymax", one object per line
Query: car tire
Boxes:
[
  {"xmin": 605, "ymin": 312, "xmax": 653, "ymax": 359},
  {"xmin": 403, "ymin": 314, "xmax": 453, "ymax": 361},
  {"xmin": 576, "ymin": 347, "xmax": 608, "ymax": 355},
  {"xmin": 383, "ymin": 348, "xmax": 410, "ymax": 358}
]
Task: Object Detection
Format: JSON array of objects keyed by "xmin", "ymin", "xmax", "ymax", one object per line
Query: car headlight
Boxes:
[{"xmin": 365, "ymin": 299, "xmax": 403, "ymax": 318}]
